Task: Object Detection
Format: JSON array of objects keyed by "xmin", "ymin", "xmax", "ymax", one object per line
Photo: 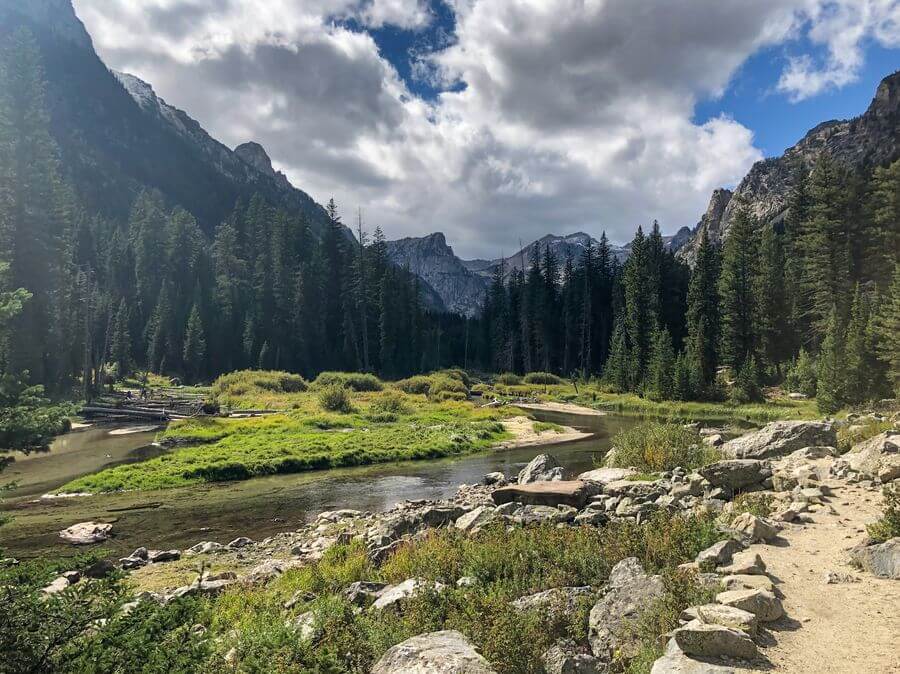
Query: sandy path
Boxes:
[
  {"xmin": 737, "ymin": 481, "xmax": 900, "ymax": 674},
  {"xmin": 515, "ymin": 401, "xmax": 607, "ymax": 416}
]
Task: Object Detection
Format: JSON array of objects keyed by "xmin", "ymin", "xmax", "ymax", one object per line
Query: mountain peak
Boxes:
[
  {"xmin": 0, "ymin": 0, "xmax": 92, "ymax": 49},
  {"xmin": 234, "ymin": 142, "xmax": 275, "ymax": 178}
]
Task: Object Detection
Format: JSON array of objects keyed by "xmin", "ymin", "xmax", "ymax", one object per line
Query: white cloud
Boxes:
[
  {"xmin": 777, "ymin": 0, "xmax": 900, "ymax": 101},
  {"xmin": 71, "ymin": 0, "xmax": 894, "ymax": 258}
]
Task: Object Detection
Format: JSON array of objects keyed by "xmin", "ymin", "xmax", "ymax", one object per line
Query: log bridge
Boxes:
[{"xmin": 80, "ymin": 389, "xmax": 209, "ymax": 422}]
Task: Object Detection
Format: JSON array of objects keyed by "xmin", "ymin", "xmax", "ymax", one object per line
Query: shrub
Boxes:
[
  {"xmin": 436, "ymin": 390, "xmax": 467, "ymax": 402},
  {"xmin": 393, "ymin": 376, "xmax": 433, "ymax": 395},
  {"xmin": 523, "ymin": 372, "xmax": 562, "ymax": 385},
  {"xmin": 428, "ymin": 375, "xmax": 469, "ymax": 397},
  {"xmin": 867, "ymin": 484, "xmax": 900, "ymax": 543},
  {"xmin": 784, "ymin": 348, "xmax": 817, "ymax": 397},
  {"xmin": 606, "ymin": 422, "xmax": 716, "ymax": 472},
  {"xmin": 369, "ymin": 391, "xmax": 411, "ymax": 416},
  {"xmin": 725, "ymin": 492, "xmax": 774, "ymax": 525},
  {"xmin": 0, "ymin": 375, "xmax": 72, "ymax": 449},
  {"xmin": 313, "ymin": 372, "xmax": 383, "ymax": 392},
  {"xmin": 318, "ymin": 384, "xmax": 353, "ymax": 413},
  {"xmin": 837, "ymin": 419, "xmax": 893, "ymax": 453},
  {"xmin": 440, "ymin": 368, "xmax": 472, "ymax": 389},
  {"xmin": 495, "ymin": 372, "xmax": 522, "ymax": 385},
  {"xmin": 211, "ymin": 370, "xmax": 307, "ymax": 400}
]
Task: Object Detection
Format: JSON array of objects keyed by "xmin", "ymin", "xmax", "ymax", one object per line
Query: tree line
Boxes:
[{"xmin": 1, "ymin": 28, "xmax": 898, "ymax": 412}]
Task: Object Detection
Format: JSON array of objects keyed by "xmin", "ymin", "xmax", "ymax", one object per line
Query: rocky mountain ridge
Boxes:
[{"xmin": 680, "ymin": 70, "xmax": 900, "ymax": 263}]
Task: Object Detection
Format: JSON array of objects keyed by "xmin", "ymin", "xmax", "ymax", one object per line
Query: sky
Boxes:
[{"xmin": 72, "ymin": 0, "xmax": 900, "ymax": 258}]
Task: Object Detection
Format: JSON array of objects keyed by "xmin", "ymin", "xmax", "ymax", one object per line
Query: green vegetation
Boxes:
[
  {"xmin": 495, "ymin": 372, "xmax": 522, "ymax": 385},
  {"xmin": 605, "ymin": 422, "xmax": 719, "ymax": 473},
  {"xmin": 522, "ymin": 371, "xmax": 562, "ymax": 385},
  {"xmin": 211, "ymin": 370, "xmax": 308, "ymax": 408},
  {"xmin": 312, "ymin": 371, "xmax": 384, "ymax": 392},
  {"xmin": 867, "ymin": 484, "xmax": 900, "ymax": 544},
  {"xmin": 837, "ymin": 418, "xmax": 893, "ymax": 453},
  {"xmin": 317, "ymin": 384, "xmax": 354, "ymax": 413},
  {"xmin": 725, "ymin": 492, "xmax": 775, "ymax": 525},
  {"xmin": 532, "ymin": 421, "xmax": 564, "ymax": 434},
  {"xmin": 2, "ymin": 511, "xmax": 724, "ymax": 674}
]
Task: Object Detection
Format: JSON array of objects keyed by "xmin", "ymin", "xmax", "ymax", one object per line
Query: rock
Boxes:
[
  {"xmin": 787, "ymin": 446, "xmax": 838, "ymax": 460},
  {"xmin": 699, "ymin": 460, "xmax": 769, "ymax": 490},
  {"xmin": 518, "ymin": 504, "xmax": 577, "ymax": 524},
  {"xmin": 372, "ymin": 578, "xmax": 446, "ymax": 612},
  {"xmin": 721, "ymin": 421, "xmax": 836, "ymax": 460},
  {"xmin": 119, "ymin": 555, "xmax": 147, "ymax": 570},
  {"xmin": 482, "ymin": 471, "xmax": 507, "ymax": 486},
  {"xmin": 577, "ymin": 467, "xmax": 637, "ymax": 484},
  {"xmin": 695, "ymin": 539, "xmax": 744, "ymax": 569},
  {"xmin": 457, "ymin": 576, "xmax": 477, "ymax": 588},
  {"xmin": 518, "ymin": 453, "xmax": 565, "ymax": 484},
  {"xmin": 83, "ymin": 559, "xmax": 116, "ymax": 579},
  {"xmin": 844, "ymin": 432, "xmax": 900, "ymax": 480},
  {"xmin": 42, "ymin": 576, "xmax": 72, "ymax": 596},
  {"xmin": 823, "ymin": 571, "xmax": 860, "ymax": 584},
  {"xmin": 574, "ymin": 509, "xmax": 610, "ymax": 526},
  {"xmin": 728, "ymin": 513, "xmax": 781, "ymax": 543},
  {"xmin": 242, "ymin": 558, "xmax": 303, "ymax": 584},
  {"xmin": 650, "ymin": 651, "xmax": 735, "ymax": 673},
  {"xmin": 686, "ymin": 604, "xmax": 758, "ymax": 635},
  {"xmin": 188, "ymin": 541, "xmax": 224, "ymax": 555},
  {"xmin": 227, "ymin": 537, "xmax": 254, "ymax": 549},
  {"xmin": 371, "ymin": 630, "xmax": 496, "ymax": 674},
  {"xmin": 719, "ymin": 575, "xmax": 775, "ymax": 593},
  {"xmin": 168, "ymin": 579, "xmax": 234, "ymax": 601},
  {"xmin": 715, "ymin": 589, "xmax": 783, "ymax": 622},
  {"xmin": 541, "ymin": 640, "xmax": 606, "ymax": 674},
  {"xmin": 878, "ymin": 458, "xmax": 900, "ymax": 483},
  {"xmin": 205, "ymin": 570, "xmax": 238, "ymax": 582},
  {"xmin": 589, "ymin": 558, "xmax": 665, "ymax": 660},
  {"xmin": 147, "ymin": 549, "xmax": 180, "ymax": 563},
  {"xmin": 602, "ymin": 479, "xmax": 663, "ymax": 498},
  {"xmin": 59, "ymin": 521, "xmax": 112, "ymax": 545},
  {"xmin": 492, "ymin": 481, "xmax": 598, "ymax": 509},
  {"xmin": 850, "ymin": 538, "xmax": 900, "ymax": 579},
  {"xmin": 455, "ymin": 505, "xmax": 497, "ymax": 532},
  {"xmin": 717, "ymin": 551, "xmax": 766, "ymax": 576},
  {"xmin": 703, "ymin": 434, "xmax": 724, "ymax": 447},
  {"xmin": 511, "ymin": 586, "xmax": 594, "ymax": 615},
  {"xmin": 345, "ymin": 580, "xmax": 387, "ymax": 606},
  {"xmin": 316, "ymin": 509, "xmax": 362, "ymax": 523},
  {"xmin": 287, "ymin": 611, "xmax": 317, "ymax": 642},
  {"xmin": 673, "ymin": 622, "xmax": 757, "ymax": 660},
  {"xmin": 130, "ymin": 547, "xmax": 149, "ymax": 560},
  {"xmin": 61, "ymin": 570, "xmax": 81, "ymax": 583}
]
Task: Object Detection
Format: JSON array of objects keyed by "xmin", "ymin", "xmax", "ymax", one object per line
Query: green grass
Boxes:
[
  {"xmin": 604, "ymin": 422, "xmax": 720, "ymax": 473},
  {"xmin": 532, "ymin": 421, "xmax": 564, "ymax": 434},
  {"xmin": 867, "ymin": 484, "xmax": 900, "ymax": 544},
  {"xmin": 837, "ymin": 419, "xmax": 893, "ymax": 453}
]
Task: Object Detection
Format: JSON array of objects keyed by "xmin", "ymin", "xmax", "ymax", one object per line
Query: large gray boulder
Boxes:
[
  {"xmin": 843, "ymin": 432, "xmax": 900, "ymax": 480},
  {"xmin": 371, "ymin": 630, "xmax": 496, "ymax": 674},
  {"xmin": 589, "ymin": 558, "xmax": 664, "ymax": 660},
  {"xmin": 492, "ymin": 481, "xmax": 598, "ymax": 509},
  {"xmin": 672, "ymin": 622, "xmax": 757, "ymax": 660},
  {"xmin": 721, "ymin": 421, "xmax": 836, "ymax": 460},
  {"xmin": 371, "ymin": 578, "xmax": 446, "ymax": 612},
  {"xmin": 715, "ymin": 589, "xmax": 783, "ymax": 622},
  {"xmin": 850, "ymin": 538, "xmax": 900, "ymax": 579},
  {"xmin": 577, "ymin": 467, "xmax": 637, "ymax": 484},
  {"xmin": 728, "ymin": 513, "xmax": 781, "ymax": 543},
  {"xmin": 650, "ymin": 651, "xmax": 735, "ymax": 673},
  {"xmin": 699, "ymin": 460, "xmax": 770, "ymax": 490},
  {"xmin": 541, "ymin": 640, "xmax": 606, "ymax": 674},
  {"xmin": 518, "ymin": 453, "xmax": 565, "ymax": 484},
  {"xmin": 59, "ymin": 522, "xmax": 112, "ymax": 545},
  {"xmin": 511, "ymin": 586, "xmax": 594, "ymax": 615}
]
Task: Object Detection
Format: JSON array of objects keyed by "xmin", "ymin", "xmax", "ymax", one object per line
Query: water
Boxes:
[{"xmin": 0, "ymin": 410, "xmax": 637, "ymax": 559}]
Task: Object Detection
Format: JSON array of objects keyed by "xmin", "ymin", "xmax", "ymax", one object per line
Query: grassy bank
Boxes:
[
  {"xmin": 60, "ymin": 372, "xmax": 527, "ymax": 493},
  {"xmin": 5, "ymin": 511, "xmax": 723, "ymax": 674}
]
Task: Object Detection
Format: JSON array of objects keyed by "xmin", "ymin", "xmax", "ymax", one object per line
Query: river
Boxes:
[{"xmin": 0, "ymin": 410, "xmax": 638, "ymax": 559}]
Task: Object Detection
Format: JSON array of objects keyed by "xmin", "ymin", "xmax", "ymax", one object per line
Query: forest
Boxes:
[{"xmin": 0, "ymin": 26, "xmax": 899, "ymax": 452}]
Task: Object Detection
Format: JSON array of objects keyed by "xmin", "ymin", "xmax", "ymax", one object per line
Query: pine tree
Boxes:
[
  {"xmin": 648, "ymin": 327, "xmax": 675, "ymax": 400},
  {"xmin": 604, "ymin": 312, "xmax": 629, "ymax": 392},
  {"xmin": 182, "ymin": 304, "xmax": 206, "ymax": 383},
  {"xmin": 874, "ymin": 263, "xmax": 900, "ymax": 395},
  {"xmin": 754, "ymin": 224, "xmax": 788, "ymax": 374},
  {"xmin": 718, "ymin": 206, "xmax": 757, "ymax": 372},
  {"xmin": 686, "ymin": 226, "xmax": 720, "ymax": 393},
  {"xmin": 868, "ymin": 160, "xmax": 900, "ymax": 290},
  {"xmin": 110, "ymin": 299, "xmax": 131, "ymax": 380},
  {"xmin": 844, "ymin": 285, "xmax": 871, "ymax": 404},
  {"xmin": 816, "ymin": 306, "xmax": 845, "ymax": 414},
  {"xmin": 622, "ymin": 227, "xmax": 653, "ymax": 389},
  {"xmin": 731, "ymin": 354, "xmax": 763, "ymax": 404},
  {"xmin": 672, "ymin": 352, "xmax": 693, "ymax": 401}
]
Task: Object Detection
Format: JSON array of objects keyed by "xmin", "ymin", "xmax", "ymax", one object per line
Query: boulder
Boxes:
[
  {"xmin": 673, "ymin": 622, "xmax": 757, "ymax": 660},
  {"xmin": 511, "ymin": 586, "xmax": 594, "ymax": 615},
  {"xmin": 371, "ymin": 630, "xmax": 496, "ymax": 674},
  {"xmin": 684, "ymin": 604, "xmax": 758, "ymax": 635},
  {"xmin": 574, "ymin": 509, "xmax": 610, "ymax": 526},
  {"xmin": 721, "ymin": 421, "xmax": 836, "ymax": 460},
  {"xmin": 650, "ymin": 652, "xmax": 735, "ymax": 673},
  {"xmin": 719, "ymin": 574, "xmax": 775, "ymax": 593},
  {"xmin": 589, "ymin": 558, "xmax": 664, "ymax": 660},
  {"xmin": 850, "ymin": 538, "xmax": 900, "ymax": 579},
  {"xmin": 168, "ymin": 578, "xmax": 234, "ymax": 600},
  {"xmin": 844, "ymin": 432, "xmax": 900, "ymax": 480},
  {"xmin": 287, "ymin": 611, "xmax": 317, "ymax": 642},
  {"xmin": 492, "ymin": 481, "xmax": 598, "ymax": 509},
  {"xmin": 715, "ymin": 589, "xmax": 783, "ymax": 622},
  {"xmin": 699, "ymin": 460, "xmax": 769, "ymax": 490},
  {"xmin": 83, "ymin": 559, "xmax": 116, "ymax": 579},
  {"xmin": 518, "ymin": 453, "xmax": 565, "ymax": 484},
  {"xmin": 147, "ymin": 549, "xmax": 181, "ymax": 563},
  {"xmin": 717, "ymin": 551, "xmax": 766, "ymax": 576},
  {"xmin": 42, "ymin": 576, "xmax": 72, "ymax": 596},
  {"xmin": 541, "ymin": 640, "xmax": 606, "ymax": 674},
  {"xmin": 119, "ymin": 555, "xmax": 147, "ymax": 570},
  {"xmin": 241, "ymin": 558, "xmax": 303, "ymax": 584},
  {"xmin": 227, "ymin": 537, "xmax": 254, "ymax": 549},
  {"xmin": 188, "ymin": 541, "xmax": 224, "ymax": 554},
  {"xmin": 482, "ymin": 471, "xmax": 507, "ymax": 486},
  {"xmin": 577, "ymin": 467, "xmax": 637, "ymax": 484},
  {"xmin": 728, "ymin": 513, "xmax": 781, "ymax": 543},
  {"xmin": 518, "ymin": 504, "xmax": 578, "ymax": 524},
  {"xmin": 695, "ymin": 539, "xmax": 744, "ymax": 569},
  {"xmin": 59, "ymin": 522, "xmax": 112, "ymax": 545},
  {"xmin": 455, "ymin": 505, "xmax": 497, "ymax": 532},
  {"xmin": 316, "ymin": 509, "xmax": 362, "ymax": 523},
  {"xmin": 372, "ymin": 578, "xmax": 446, "ymax": 612},
  {"xmin": 344, "ymin": 580, "xmax": 387, "ymax": 606}
]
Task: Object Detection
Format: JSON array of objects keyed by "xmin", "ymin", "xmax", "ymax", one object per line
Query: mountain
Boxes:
[
  {"xmin": 680, "ymin": 71, "xmax": 900, "ymax": 263},
  {"xmin": 385, "ymin": 233, "xmax": 488, "ymax": 316},
  {"xmin": 0, "ymin": 0, "xmax": 349, "ymax": 240}
]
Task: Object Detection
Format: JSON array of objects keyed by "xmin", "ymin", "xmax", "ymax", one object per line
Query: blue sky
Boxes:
[{"xmin": 77, "ymin": 0, "xmax": 900, "ymax": 256}]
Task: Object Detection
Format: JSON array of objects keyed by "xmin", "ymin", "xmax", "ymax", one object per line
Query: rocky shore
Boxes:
[{"xmin": 41, "ymin": 416, "xmax": 900, "ymax": 673}]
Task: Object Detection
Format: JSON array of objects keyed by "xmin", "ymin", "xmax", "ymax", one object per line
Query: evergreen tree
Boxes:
[
  {"xmin": 718, "ymin": 206, "xmax": 757, "ymax": 372},
  {"xmin": 844, "ymin": 285, "xmax": 872, "ymax": 404},
  {"xmin": 754, "ymin": 224, "xmax": 788, "ymax": 373},
  {"xmin": 182, "ymin": 304, "xmax": 206, "ymax": 383},
  {"xmin": 110, "ymin": 299, "xmax": 131, "ymax": 380},
  {"xmin": 816, "ymin": 306, "xmax": 846, "ymax": 414},
  {"xmin": 622, "ymin": 227, "xmax": 654, "ymax": 389},
  {"xmin": 685, "ymin": 226, "xmax": 720, "ymax": 393},
  {"xmin": 604, "ymin": 312, "xmax": 629, "ymax": 392},
  {"xmin": 874, "ymin": 263, "xmax": 900, "ymax": 395},
  {"xmin": 648, "ymin": 327, "xmax": 675, "ymax": 400},
  {"xmin": 867, "ymin": 160, "xmax": 900, "ymax": 290}
]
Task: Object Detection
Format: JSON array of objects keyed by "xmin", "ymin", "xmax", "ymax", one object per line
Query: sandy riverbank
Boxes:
[
  {"xmin": 496, "ymin": 416, "xmax": 592, "ymax": 449},
  {"xmin": 515, "ymin": 401, "xmax": 606, "ymax": 417}
]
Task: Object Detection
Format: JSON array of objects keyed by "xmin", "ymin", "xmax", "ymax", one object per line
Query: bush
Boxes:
[
  {"xmin": 784, "ymin": 348, "xmax": 817, "ymax": 397},
  {"xmin": 867, "ymin": 484, "xmax": 900, "ymax": 543},
  {"xmin": 429, "ymin": 375, "xmax": 469, "ymax": 398},
  {"xmin": 318, "ymin": 385, "xmax": 353, "ymax": 413},
  {"xmin": 313, "ymin": 372, "xmax": 383, "ymax": 392},
  {"xmin": 495, "ymin": 373, "xmax": 522, "ymax": 385},
  {"xmin": 523, "ymin": 372, "xmax": 562, "ymax": 385},
  {"xmin": 435, "ymin": 390, "xmax": 467, "ymax": 402},
  {"xmin": 369, "ymin": 391, "xmax": 411, "ymax": 416},
  {"xmin": 393, "ymin": 376, "xmax": 433, "ymax": 395},
  {"xmin": 0, "ymin": 375, "xmax": 71, "ymax": 449},
  {"xmin": 606, "ymin": 422, "xmax": 716, "ymax": 472},
  {"xmin": 440, "ymin": 368, "xmax": 472, "ymax": 389},
  {"xmin": 837, "ymin": 419, "xmax": 893, "ymax": 453},
  {"xmin": 212, "ymin": 370, "xmax": 307, "ymax": 400}
]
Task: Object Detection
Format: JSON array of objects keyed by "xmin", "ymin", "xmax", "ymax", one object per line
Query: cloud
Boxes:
[
  {"xmin": 777, "ymin": 0, "xmax": 900, "ymax": 101},
  {"xmin": 71, "ymin": 0, "xmax": 892, "ymax": 258}
]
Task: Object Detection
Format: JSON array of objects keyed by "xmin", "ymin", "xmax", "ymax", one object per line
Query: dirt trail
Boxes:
[{"xmin": 737, "ymin": 481, "xmax": 900, "ymax": 674}]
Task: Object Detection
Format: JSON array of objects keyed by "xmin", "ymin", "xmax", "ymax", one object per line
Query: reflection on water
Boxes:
[{"xmin": 0, "ymin": 410, "xmax": 637, "ymax": 558}]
